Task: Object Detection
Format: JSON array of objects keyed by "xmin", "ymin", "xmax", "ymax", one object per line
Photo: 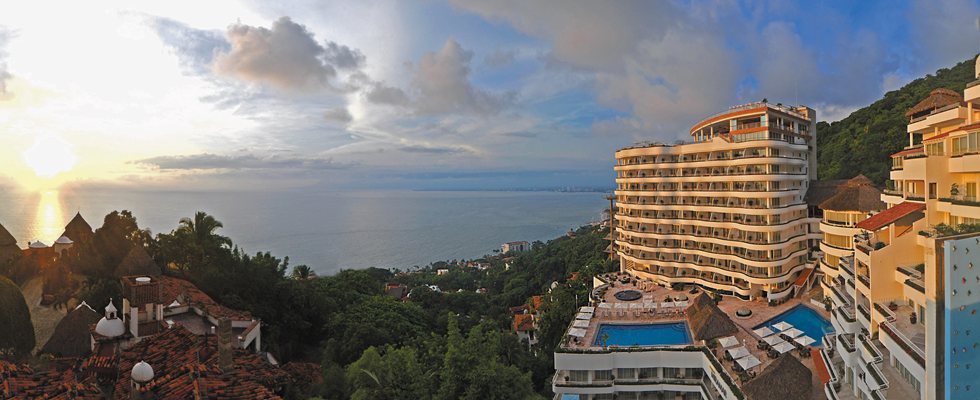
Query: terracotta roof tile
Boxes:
[{"xmin": 856, "ymin": 202, "xmax": 926, "ymax": 231}]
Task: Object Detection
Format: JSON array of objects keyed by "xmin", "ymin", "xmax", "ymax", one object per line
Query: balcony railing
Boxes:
[
  {"xmin": 858, "ymin": 304, "xmax": 871, "ymax": 322},
  {"xmin": 859, "ymin": 334, "xmax": 883, "ymax": 364},
  {"xmin": 880, "ymin": 321, "xmax": 926, "ymax": 367},
  {"xmin": 839, "ymin": 333, "xmax": 856, "ymax": 353},
  {"xmin": 904, "ymin": 278, "xmax": 925, "ymax": 293},
  {"xmin": 857, "ymin": 274, "xmax": 870, "ymax": 288},
  {"xmin": 865, "ymin": 361, "xmax": 889, "ymax": 390},
  {"xmin": 838, "ymin": 306, "xmax": 856, "ymax": 323}
]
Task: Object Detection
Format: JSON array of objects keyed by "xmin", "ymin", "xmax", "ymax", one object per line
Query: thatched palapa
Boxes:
[
  {"xmin": 804, "ymin": 179, "xmax": 848, "ymax": 208},
  {"xmin": 114, "ymin": 245, "xmax": 161, "ymax": 277},
  {"xmin": 742, "ymin": 354, "xmax": 813, "ymax": 400},
  {"xmin": 905, "ymin": 88, "xmax": 962, "ymax": 118},
  {"xmin": 818, "ymin": 174, "xmax": 885, "ymax": 212},
  {"xmin": 0, "ymin": 222, "xmax": 19, "ymax": 263},
  {"xmin": 686, "ymin": 293, "xmax": 737, "ymax": 341},
  {"xmin": 61, "ymin": 212, "xmax": 93, "ymax": 243},
  {"xmin": 40, "ymin": 302, "xmax": 101, "ymax": 358}
]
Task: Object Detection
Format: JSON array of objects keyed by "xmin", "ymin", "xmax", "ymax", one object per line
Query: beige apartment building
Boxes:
[
  {"xmin": 613, "ymin": 102, "xmax": 819, "ymax": 301},
  {"xmin": 821, "ymin": 56, "xmax": 980, "ymax": 400}
]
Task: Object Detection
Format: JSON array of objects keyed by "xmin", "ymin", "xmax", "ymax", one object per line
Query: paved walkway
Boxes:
[{"xmin": 21, "ymin": 277, "xmax": 68, "ymax": 353}]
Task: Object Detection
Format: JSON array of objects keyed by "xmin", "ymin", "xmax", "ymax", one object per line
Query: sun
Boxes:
[{"xmin": 23, "ymin": 135, "xmax": 77, "ymax": 178}]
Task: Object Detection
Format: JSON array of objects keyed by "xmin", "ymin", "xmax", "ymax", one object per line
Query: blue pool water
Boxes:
[
  {"xmin": 754, "ymin": 305, "xmax": 834, "ymax": 344},
  {"xmin": 593, "ymin": 322, "xmax": 692, "ymax": 347}
]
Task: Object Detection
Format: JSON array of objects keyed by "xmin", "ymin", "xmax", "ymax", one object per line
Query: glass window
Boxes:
[
  {"xmin": 617, "ymin": 368, "xmax": 636, "ymax": 379},
  {"xmin": 593, "ymin": 370, "xmax": 613, "ymax": 381},
  {"xmin": 569, "ymin": 370, "xmax": 589, "ymax": 382}
]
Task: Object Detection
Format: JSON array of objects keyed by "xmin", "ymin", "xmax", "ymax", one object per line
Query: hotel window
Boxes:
[
  {"xmin": 638, "ymin": 368, "xmax": 657, "ymax": 379},
  {"xmin": 663, "ymin": 368, "xmax": 679, "ymax": 378},
  {"xmin": 617, "ymin": 368, "xmax": 636, "ymax": 380},
  {"xmin": 593, "ymin": 370, "xmax": 613, "ymax": 381},
  {"xmin": 926, "ymin": 141, "xmax": 945, "ymax": 156},
  {"xmin": 969, "ymin": 182, "xmax": 978, "ymax": 201},
  {"xmin": 568, "ymin": 370, "xmax": 589, "ymax": 382},
  {"xmin": 930, "ymin": 182, "xmax": 937, "ymax": 199}
]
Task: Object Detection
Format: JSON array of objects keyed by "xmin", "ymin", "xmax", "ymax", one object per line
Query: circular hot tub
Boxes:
[
  {"xmin": 736, "ymin": 307, "xmax": 753, "ymax": 319},
  {"xmin": 614, "ymin": 290, "xmax": 643, "ymax": 301}
]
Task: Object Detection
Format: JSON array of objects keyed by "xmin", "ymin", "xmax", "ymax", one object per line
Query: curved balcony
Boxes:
[
  {"xmin": 616, "ymin": 240, "xmax": 809, "ymax": 271},
  {"xmin": 615, "ymin": 155, "xmax": 807, "ymax": 170},
  {"xmin": 616, "ymin": 226, "xmax": 807, "ymax": 250},
  {"xmin": 618, "ymin": 253, "xmax": 806, "ymax": 286},
  {"xmin": 613, "ymin": 200, "xmax": 808, "ymax": 214},
  {"xmin": 615, "ymin": 208, "xmax": 805, "ymax": 227}
]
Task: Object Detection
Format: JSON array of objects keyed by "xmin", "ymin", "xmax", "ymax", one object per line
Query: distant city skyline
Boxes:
[{"xmin": 0, "ymin": 0, "xmax": 979, "ymax": 191}]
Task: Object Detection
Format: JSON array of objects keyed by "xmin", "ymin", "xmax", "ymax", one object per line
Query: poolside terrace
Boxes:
[{"xmin": 565, "ymin": 273, "xmax": 833, "ymax": 399}]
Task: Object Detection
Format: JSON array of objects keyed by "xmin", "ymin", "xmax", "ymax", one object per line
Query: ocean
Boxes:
[{"xmin": 0, "ymin": 189, "xmax": 607, "ymax": 275}]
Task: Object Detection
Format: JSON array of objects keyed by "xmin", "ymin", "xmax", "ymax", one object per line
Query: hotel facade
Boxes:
[
  {"xmin": 821, "ymin": 57, "xmax": 980, "ymax": 400},
  {"xmin": 613, "ymin": 102, "xmax": 819, "ymax": 301}
]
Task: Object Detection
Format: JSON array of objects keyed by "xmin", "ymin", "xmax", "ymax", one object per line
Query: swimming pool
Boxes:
[
  {"xmin": 593, "ymin": 322, "xmax": 692, "ymax": 347},
  {"xmin": 754, "ymin": 305, "xmax": 834, "ymax": 344}
]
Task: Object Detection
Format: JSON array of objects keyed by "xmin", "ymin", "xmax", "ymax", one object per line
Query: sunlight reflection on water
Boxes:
[{"xmin": 31, "ymin": 190, "xmax": 65, "ymax": 244}]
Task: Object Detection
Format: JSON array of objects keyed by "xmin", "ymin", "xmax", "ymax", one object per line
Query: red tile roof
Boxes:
[
  {"xmin": 530, "ymin": 295, "xmax": 543, "ymax": 311},
  {"xmin": 155, "ymin": 276, "xmax": 253, "ymax": 321},
  {"xmin": 513, "ymin": 314, "xmax": 534, "ymax": 332},
  {"xmin": 856, "ymin": 202, "xmax": 926, "ymax": 231},
  {"xmin": 891, "ymin": 147, "xmax": 924, "ymax": 158},
  {"xmin": 812, "ymin": 348, "xmax": 831, "ymax": 384},
  {"xmin": 793, "ymin": 268, "xmax": 814, "ymax": 287},
  {"xmin": 923, "ymin": 131, "xmax": 950, "ymax": 142}
]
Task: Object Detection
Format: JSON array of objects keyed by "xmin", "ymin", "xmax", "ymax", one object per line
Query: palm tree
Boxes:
[
  {"xmin": 290, "ymin": 265, "xmax": 316, "ymax": 280},
  {"xmin": 177, "ymin": 212, "xmax": 231, "ymax": 250}
]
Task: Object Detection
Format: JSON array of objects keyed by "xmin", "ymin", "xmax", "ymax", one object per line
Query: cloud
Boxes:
[
  {"xmin": 323, "ymin": 107, "xmax": 352, "ymax": 122},
  {"xmin": 213, "ymin": 17, "xmax": 337, "ymax": 91},
  {"xmin": 147, "ymin": 16, "xmax": 229, "ymax": 75},
  {"xmin": 398, "ymin": 143, "xmax": 474, "ymax": 154},
  {"xmin": 365, "ymin": 82, "xmax": 410, "ymax": 106},
  {"xmin": 362, "ymin": 39, "xmax": 509, "ymax": 115},
  {"xmin": 135, "ymin": 152, "xmax": 346, "ymax": 171},
  {"xmin": 323, "ymin": 41, "xmax": 365, "ymax": 69},
  {"xmin": 414, "ymin": 39, "xmax": 508, "ymax": 115},
  {"xmin": 0, "ymin": 27, "xmax": 13, "ymax": 100},
  {"xmin": 483, "ymin": 49, "xmax": 516, "ymax": 68},
  {"xmin": 909, "ymin": 0, "xmax": 980, "ymax": 72}
]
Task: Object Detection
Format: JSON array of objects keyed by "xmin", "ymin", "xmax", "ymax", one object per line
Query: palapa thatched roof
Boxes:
[
  {"xmin": 686, "ymin": 293, "xmax": 737, "ymax": 341},
  {"xmin": 0, "ymin": 222, "xmax": 16, "ymax": 247},
  {"xmin": 742, "ymin": 354, "xmax": 813, "ymax": 400},
  {"xmin": 114, "ymin": 245, "xmax": 161, "ymax": 277},
  {"xmin": 905, "ymin": 88, "xmax": 962, "ymax": 117},
  {"xmin": 61, "ymin": 212, "xmax": 93, "ymax": 243},
  {"xmin": 805, "ymin": 179, "xmax": 848, "ymax": 207},
  {"xmin": 40, "ymin": 302, "xmax": 101, "ymax": 358},
  {"xmin": 819, "ymin": 174, "xmax": 885, "ymax": 212}
]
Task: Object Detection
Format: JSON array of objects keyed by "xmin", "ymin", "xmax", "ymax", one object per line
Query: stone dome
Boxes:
[
  {"xmin": 28, "ymin": 241, "xmax": 48, "ymax": 248},
  {"xmin": 95, "ymin": 316, "xmax": 125, "ymax": 338},
  {"xmin": 131, "ymin": 360, "xmax": 154, "ymax": 383},
  {"xmin": 54, "ymin": 235, "xmax": 73, "ymax": 244}
]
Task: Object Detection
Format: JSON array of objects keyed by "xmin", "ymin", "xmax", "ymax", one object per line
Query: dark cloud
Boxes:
[
  {"xmin": 365, "ymin": 82, "xmax": 410, "ymax": 106},
  {"xmin": 214, "ymin": 17, "xmax": 335, "ymax": 91},
  {"xmin": 398, "ymin": 143, "xmax": 473, "ymax": 155},
  {"xmin": 323, "ymin": 41, "xmax": 365, "ymax": 70},
  {"xmin": 135, "ymin": 152, "xmax": 345, "ymax": 171},
  {"xmin": 323, "ymin": 107, "xmax": 352, "ymax": 122}
]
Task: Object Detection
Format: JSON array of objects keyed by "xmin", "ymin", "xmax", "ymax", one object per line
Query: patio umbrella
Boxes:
[
  {"xmin": 753, "ymin": 327, "xmax": 775, "ymax": 337},
  {"xmin": 795, "ymin": 336, "xmax": 816, "ymax": 346},
  {"xmin": 718, "ymin": 336, "xmax": 739, "ymax": 348},
  {"xmin": 568, "ymin": 328, "xmax": 587, "ymax": 338},
  {"xmin": 736, "ymin": 354, "xmax": 761, "ymax": 370},
  {"xmin": 580, "ymin": 306, "xmax": 595, "ymax": 313},
  {"xmin": 772, "ymin": 322, "xmax": 793, "ymax": 331},
  {"xmin": 572, "ymin": 319, "xmax": 590, "ymax": 329},
  {"xmin": 763, "ymin": 335, "xmax": 786, "ymax": 346},
  {"xmin": 773, "ymin": 341, "xmax": 796, "ymax": 354},
  {"xmin": 727, "ymin": 346, "xmax": 751, "ymax": 359},
  {"xmin": 783, "ymin": 328, "xmax": 804, "ymax": 338}
]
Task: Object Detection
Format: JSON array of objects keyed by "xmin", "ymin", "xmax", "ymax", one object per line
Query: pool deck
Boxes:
[{"xmin": 567, "ymin": 273, "xmax": 832, "ymax": 399}]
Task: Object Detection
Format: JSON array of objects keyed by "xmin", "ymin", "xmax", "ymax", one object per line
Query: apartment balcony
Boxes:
[
  {"xmin": 829, "ymin": 284, "xmax": 853, "ymax": 310},
  {"xmin": 936, "ymin": 195, "xmax": 980, "ymax": 218},
  {"xmin": 858, "ymin": 333, "xmax": 883, "ymax": 365},
  {"xmin": 839, "ymin": 256, "xmax": 855, "ymax": 278},
  {"xmin": 833, "ymin": 305, "xmax": 859, "ymax": 335},
  {"xmin": 836, "ymin": 333, "xmax": 858, "ymax": 365},
  {"xmin": 857, "ymin": 303, "xmax": 872, "ymax": 329},
  {"xmin": 878, "ymin": 304, "xmax": 926, "ymax": 370},
  {"xmin": 863, "ymin": 360, "xmax": 889, "ymax": 391}
]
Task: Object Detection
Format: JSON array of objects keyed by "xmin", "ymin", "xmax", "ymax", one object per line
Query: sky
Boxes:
[{"xmin": 0, "ymin": 0, "xmax": 979, "ymax": 191}]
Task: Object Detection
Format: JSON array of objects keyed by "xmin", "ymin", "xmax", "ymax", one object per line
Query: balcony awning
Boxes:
[
  {"xmin": 891, "ymin": 146, "xmax": 924, "ymax": 158},
  {"xmin": 856, "ymin": 202, "xmax": 926, "ymax": 231},
  {"xmin": 923, "ymin": 131, "xmax": 950, "ymax": 142}
]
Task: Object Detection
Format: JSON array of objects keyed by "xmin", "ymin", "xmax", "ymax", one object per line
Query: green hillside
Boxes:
[{"xmin": 818, "ymin": 56, "xmax": 978, "ymax": 184}]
